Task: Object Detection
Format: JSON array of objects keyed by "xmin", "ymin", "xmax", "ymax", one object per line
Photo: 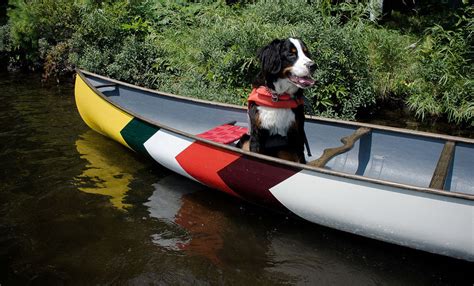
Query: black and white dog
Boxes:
[{"xmin": 240, "ymin": 38, "xmax": 315, "ymax": 163}]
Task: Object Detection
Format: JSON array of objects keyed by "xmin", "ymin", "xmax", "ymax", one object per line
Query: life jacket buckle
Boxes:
[{"xmin": 271, "ymin": 93, "xmax": 279, "ymax": 102}]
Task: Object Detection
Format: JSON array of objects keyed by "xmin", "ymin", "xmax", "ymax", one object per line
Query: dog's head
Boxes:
[{"xmin": 257, "ymin": 38, "xmax": 316, "ymax": 92}]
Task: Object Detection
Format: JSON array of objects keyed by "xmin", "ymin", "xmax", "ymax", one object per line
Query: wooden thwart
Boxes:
[
  {"xmin": 308, "ymin": 127, "xmax": 371, "ymax": 168},
  {"xmin": 429, "ymin": 141, "xmax": 455, "ymax": 190}
]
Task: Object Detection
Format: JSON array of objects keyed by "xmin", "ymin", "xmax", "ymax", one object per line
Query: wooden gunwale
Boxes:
[{"xmin": 76, "ymin": 69, "xmax": 474, "ymax": 201}]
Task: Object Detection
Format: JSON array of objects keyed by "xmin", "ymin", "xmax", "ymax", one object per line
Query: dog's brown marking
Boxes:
[
  {"xmin": 241, "ymin": 139, "xmax": 250, "ymax": 151},
  {"xmin": 276, "ymin": 150, "xmax": 301, "ymax": 162},
  {"xmin": 254, "ymin": 111, "xmax": 262, "ymax": 128},
  {"xmin": 281, "ymin": 66, "xmax": 293, "ymax": 77}
]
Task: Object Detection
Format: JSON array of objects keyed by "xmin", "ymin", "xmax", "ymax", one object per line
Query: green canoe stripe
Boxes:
[{"xmin": 120, "ymin": 118, "xmax": 160, "ymax": 156}]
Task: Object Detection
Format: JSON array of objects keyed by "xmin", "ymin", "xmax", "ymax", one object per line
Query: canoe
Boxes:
[{"xmin": 74, "ymin": 69, "xmax": 474, "ymax": 261}]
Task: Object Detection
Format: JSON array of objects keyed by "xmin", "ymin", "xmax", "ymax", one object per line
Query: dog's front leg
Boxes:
[
  {"xmin": 248, "ymin": 104, "xmax": 268, "ymax": 154},
  {"xmin": 250, "ymin": 127, "xmax": 269, "ymax": 154},
  {"xmin": 296, "ymin": 105, "xmax": 307, "ymax": 164}
]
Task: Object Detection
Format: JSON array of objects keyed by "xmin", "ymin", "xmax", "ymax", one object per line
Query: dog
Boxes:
[{"xmin": 239, "ymin": 38, "xmax": 315, "ymax": 163}]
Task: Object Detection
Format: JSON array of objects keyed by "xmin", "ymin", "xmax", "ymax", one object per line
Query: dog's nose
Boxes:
[{"xmin": 306, "ymin": 61, "xmax": 316, "ymax": 73}]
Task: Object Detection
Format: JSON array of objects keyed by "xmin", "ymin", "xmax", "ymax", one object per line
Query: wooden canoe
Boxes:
[{"xmin": 74, "ymin": 69, "xmax": 474, "ymax": 261}]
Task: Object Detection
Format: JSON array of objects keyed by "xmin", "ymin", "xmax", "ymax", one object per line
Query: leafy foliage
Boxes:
[
  {"xmin": 0, "ymin": 24, "xmax": 12, "ymax": 70},
  {"xmin": 7, "ymin": 0, "xmax": 82, "ymax": 69},
  {"xmin": 406, "ymin": 8, "xmax": 473, "ymax": 126},
  {"xmin": 3, "ymin": 0, "xmax": 473, "ymax": 125}
]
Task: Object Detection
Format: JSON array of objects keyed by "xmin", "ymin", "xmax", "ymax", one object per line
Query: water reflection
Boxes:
[
  {"xmin": 145, "ymin": 175, "xmax": 225, "ymax": 265},
  {"xmin": 75, "ymin": 130, "xmax": 135, "ymax": 210},
  {"xmin": 74, "ymin": 130, "xmax": 227, "ymax": 264}
]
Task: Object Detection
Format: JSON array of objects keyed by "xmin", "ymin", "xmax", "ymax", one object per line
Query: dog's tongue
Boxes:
[
  {"xmin": 290, "ymin": 75, "xmax": 315, "ymax": 88},
  {"xmin": 298, "ymin": 76, "xmax": 315, "ymax": 87}
]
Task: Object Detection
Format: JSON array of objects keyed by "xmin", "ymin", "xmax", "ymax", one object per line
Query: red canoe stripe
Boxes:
[
  {"xmin": 217, "ymin": 155, "xmax": 301, "ymax": 208},
  {"xmin": 176, "ymin": 142, "xmax": 242, "ymax": 198}
]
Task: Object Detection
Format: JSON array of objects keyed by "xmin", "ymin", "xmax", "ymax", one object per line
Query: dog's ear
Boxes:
[{"xmin": 258, "ymin": 39, "xmax": 282, "ymax": 75}]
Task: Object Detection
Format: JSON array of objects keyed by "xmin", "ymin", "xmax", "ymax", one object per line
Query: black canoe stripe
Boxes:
[{"xmin": 120, "ymin": 118, "xmax": 160, "ymax": 156}]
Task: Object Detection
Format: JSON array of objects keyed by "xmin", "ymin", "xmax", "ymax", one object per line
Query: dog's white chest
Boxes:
[{"xmin": 257, "ymin": 106, "xmax": 295, "ymax": 136}]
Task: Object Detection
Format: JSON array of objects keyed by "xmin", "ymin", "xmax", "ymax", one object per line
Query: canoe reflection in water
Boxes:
[
  {"xmin": 74, "ymin": 130, "xmax": 226, "ymax": 264},
  {"xmin": 145, "ymin": 175, "xmax": 226, "ymax": 265},
  {"xmin": 75, "ymin": 130, "xmax": 135, "ymax": 210}
]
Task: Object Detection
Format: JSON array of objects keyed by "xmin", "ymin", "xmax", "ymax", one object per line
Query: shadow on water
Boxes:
[{"xmin": 0, "ymin": 72, "xmax": 473, "ymax": 285}]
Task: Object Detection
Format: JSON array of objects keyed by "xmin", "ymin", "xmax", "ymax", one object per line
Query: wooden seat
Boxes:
[
  {"xmin": 308, "ymin": 127, "xmax": 371, "ymax": 168},
  {"xmin": 429, "ymin": 141, "xmax": 455, "ymax": 190}
]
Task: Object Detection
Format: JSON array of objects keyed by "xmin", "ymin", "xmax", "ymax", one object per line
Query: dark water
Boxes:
[{"xmin": 0, "ymin": 73, "xmax": 472, "ymax": 285}]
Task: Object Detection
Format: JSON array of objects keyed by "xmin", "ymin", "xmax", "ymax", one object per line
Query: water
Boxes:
[{"xmin": 0, "ymin": 73, "xmax": 472, "ymax": 285}]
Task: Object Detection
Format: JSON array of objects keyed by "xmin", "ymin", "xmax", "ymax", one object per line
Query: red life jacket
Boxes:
[{"xmin": 248, "ymin": 86, "xmax": 304, "ymax": 109}]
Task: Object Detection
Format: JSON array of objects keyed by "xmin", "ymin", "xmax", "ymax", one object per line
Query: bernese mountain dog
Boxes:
[{"xmin": 239, "ymin": 38, "xmax": 315, "ymax": 163}]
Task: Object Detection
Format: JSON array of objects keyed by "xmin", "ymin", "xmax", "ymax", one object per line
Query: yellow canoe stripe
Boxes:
[{"xmin": 75, "ymin": 75, "xmax": 133, "ymax": 149}]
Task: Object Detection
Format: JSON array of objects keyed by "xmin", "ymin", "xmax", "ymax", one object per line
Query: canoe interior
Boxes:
[{"xmin": 86, "ymin": 74, "xmax": 474, "ymax": 196}]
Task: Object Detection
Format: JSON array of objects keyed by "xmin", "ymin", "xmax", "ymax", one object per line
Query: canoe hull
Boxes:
[
  {"xmin": 271, "ymin": 170, "xmax": 473, "ymax": 261},
  {"xmin": 74, "ymin": 71, "xmax": 474, "ymax": 261}
]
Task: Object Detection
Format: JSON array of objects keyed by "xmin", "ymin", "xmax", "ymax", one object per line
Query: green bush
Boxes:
[
  {"xmin": 152, "ymin": 1, "xmax": 376, "ymax": 119},
  {"xmin": 67, "ymin": 2, "xmax": 131, "ymax": 75},
  {"xmin": 105, "ymin": 35, "xmax": 174, "ymax": 88},
  {"xmin": 406, "ymin": 7, "xmax": 473, "ymax": 126},
  {"xmin": 360, "ymin": 4, "xmax": 473, "ymax": 126},
  {"xmin": 356, "ymin": 25, "xmax": 417, "ymax": 101},
  {"xmin": 3, "ymin": 0, "xmax": 472, "ymax": 126},
  {"xmin": 7, "ymin": 0, "xmax": 82, "ymax": 69},
  {"xmin": 304, "ymin": 22, "xmax": 375, "ymax": 119},
  {"xmin": 0, "ymin": 24, "xmax": 11, "ymax": 70}
]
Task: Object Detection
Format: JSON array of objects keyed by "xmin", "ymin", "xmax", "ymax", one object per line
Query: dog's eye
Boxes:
[
  {"xmin": 303, "ymin": 48, "xmax": 308, "ymax": 53},
  {"xmin": 290, "ymin": 48, "xmax": 297, "ymax": 54}
]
